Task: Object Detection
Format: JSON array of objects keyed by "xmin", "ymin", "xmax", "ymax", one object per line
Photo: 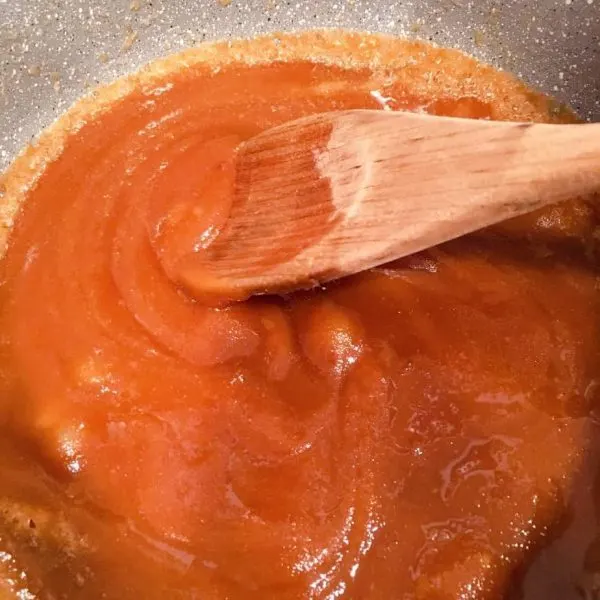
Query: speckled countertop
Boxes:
[{"xmin": 0, "ymin": 0, "xmax": 599, "ymax": 170}]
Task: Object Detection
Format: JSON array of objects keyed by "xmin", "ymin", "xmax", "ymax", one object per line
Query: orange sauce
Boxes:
[{"xmin": 0, "ymin": 31, "xmax": 598, "ymax": 599}]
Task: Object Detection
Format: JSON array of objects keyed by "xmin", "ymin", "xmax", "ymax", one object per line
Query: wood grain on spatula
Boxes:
[{"xmin": 178, "ymin": 109, "xmax": 600, "ymax": 302}]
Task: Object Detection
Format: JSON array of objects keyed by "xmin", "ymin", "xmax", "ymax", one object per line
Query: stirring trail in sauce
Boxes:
[{"xmin": 0, "ymin": 31, "xmax": 598, "ymax": 599}]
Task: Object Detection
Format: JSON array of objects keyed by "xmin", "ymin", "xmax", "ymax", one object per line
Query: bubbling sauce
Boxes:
[{"xmin": 0, "ymin": 31, "xmax": 599, "ymax": 600}]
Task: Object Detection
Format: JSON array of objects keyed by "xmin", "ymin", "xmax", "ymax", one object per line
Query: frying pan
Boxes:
[
  {"xmin": 0, "ymin": 0, "xmax": 599, "ymax": 171},
  {"xmin": 0, "ymin": 1, "xmax": 599, "ymax": 599}
]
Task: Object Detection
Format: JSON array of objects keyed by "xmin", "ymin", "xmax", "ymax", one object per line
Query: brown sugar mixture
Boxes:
[{"xmin": 0, "ymin": 31, "xmax": 599, "ymax": 600}]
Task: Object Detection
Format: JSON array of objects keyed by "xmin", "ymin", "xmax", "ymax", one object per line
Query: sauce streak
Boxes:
[{"xmin": 0, "ymin": 31, "xmax": 598, "ymax": 600}]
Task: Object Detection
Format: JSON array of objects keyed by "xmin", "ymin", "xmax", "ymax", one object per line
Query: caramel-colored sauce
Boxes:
[{"xmin": 0, "ymin": 31, "xmax": 598, "ymax": 599}]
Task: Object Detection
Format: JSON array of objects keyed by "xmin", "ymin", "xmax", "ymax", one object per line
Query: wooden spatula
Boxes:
[{"xmin": 178, "ymin": 109, "xmax": 600, "ymax": 303}]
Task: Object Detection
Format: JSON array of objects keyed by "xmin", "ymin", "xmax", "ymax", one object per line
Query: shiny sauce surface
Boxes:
[{"xmin": 0, "ymin": 32, "xmax": 599, "ymax": 600}]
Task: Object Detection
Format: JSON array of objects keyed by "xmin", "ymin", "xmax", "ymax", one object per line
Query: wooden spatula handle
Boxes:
[{"xmin": 313, "ymin": 111, "xmax": 600, "ymax": 273}]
